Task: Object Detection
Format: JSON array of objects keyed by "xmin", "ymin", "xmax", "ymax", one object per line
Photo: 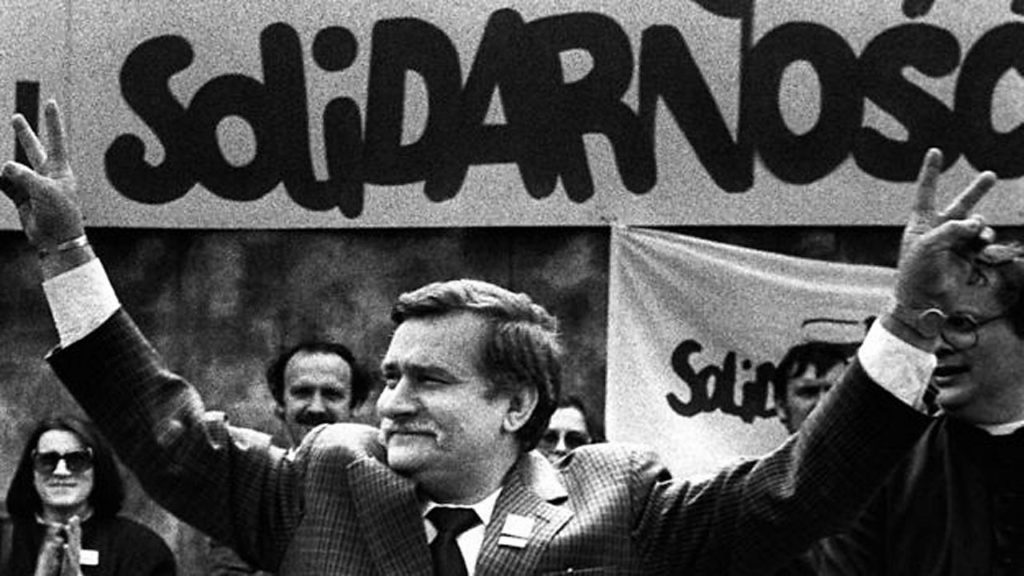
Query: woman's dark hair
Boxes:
[
  {"xmin": 5, "ymin": 414, "xmax": 124, "ymax": 520},
  {"xmin": 558, "ymin": 395, "xmax": 605, "ymax": 443}
]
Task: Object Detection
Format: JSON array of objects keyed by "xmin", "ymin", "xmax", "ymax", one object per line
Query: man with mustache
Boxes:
[
  {"xmin": 0, "ymin": 101, "xmax": 999, "ymax": 575},
  {"xmin": 207, "ymin": 340, "xmax": 372, "ymax": 576},
  {"xmin": 266, "ymin": 341, "xmax": 372, "ymax": 451}
]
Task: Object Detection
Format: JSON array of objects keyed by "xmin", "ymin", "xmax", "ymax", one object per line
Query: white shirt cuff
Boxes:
[
  {"xmin": 857, "ymin": 318, "xmax": 936, "ymax": 407},
  {"xmin": 42, "ymin": 259, "xmax": 121, "ymax": 347}
]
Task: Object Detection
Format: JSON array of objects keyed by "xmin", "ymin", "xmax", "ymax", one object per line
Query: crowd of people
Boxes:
[{"xmin": 1, "ymin": 100, "xmax": 1021, "ymax": 576}]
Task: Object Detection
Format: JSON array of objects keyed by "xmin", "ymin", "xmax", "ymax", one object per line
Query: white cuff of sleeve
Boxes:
[
  {"xmin": 42, "ymin": 259, "xmax": 121, "ymax": 347},
  {"xmin": 857, "ymin": 318, "xmax": 937, "ymax": 407}
]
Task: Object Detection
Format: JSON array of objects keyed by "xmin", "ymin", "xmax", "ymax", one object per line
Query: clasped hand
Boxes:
[{"xmin": 33, "ymin": 516, "xmax": 83, "ymax": 576}]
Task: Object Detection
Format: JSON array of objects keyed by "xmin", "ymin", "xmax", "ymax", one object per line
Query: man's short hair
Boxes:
[
  {"xmin": 771, "ymin": 341, "xmax": 859, "ymax": 403},
  {"xmin": 266, "ymin": 341, "xmax": 372, "ymax": 409},
  {"xmin": 6, "ymin": 414, "xmax": 125, "ymax": 520},
  {"xmin": 391, "ymin": 279, "xmax": 563, "ymax": 451}
]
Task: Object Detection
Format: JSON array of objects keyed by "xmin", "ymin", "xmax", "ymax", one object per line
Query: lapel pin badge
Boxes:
[{"xmin": 498, "ymin": 514, "xmax": 534, "ymax": 549}]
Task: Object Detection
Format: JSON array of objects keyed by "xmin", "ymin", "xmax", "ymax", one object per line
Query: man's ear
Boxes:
[
  {"xmin": 274, "ymin": 404, "xmax": 286, "ymax": 422},
  {"xmin": 503, "ymin": 384, "xmax": 539, "ymax": 434}
]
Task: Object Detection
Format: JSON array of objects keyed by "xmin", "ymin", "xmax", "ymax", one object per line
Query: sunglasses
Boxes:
[
  {"xmin": 32, "ymin": 448, "xmax": 94, "ymax": 475},
  {"xmin": 539, "ymin": 430, "xmax": 592, "ymax": 451}
]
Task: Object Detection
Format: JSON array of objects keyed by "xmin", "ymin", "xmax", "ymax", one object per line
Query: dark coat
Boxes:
[{"xmin": 49, "ymin": 310, "xmax": 930, "ymax": 575}]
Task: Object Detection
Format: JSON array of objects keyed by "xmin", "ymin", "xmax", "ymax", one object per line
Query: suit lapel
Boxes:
[
  {"xmin": 477, "ymin": 452, "xmax": 572, "ymax": 576},
  {"xmin": 351, "ymin": 457, "xmax": 433, "ymax": 576}
]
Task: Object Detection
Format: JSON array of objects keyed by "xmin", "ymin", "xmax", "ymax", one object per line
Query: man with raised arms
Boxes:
[{"xmin": 0, "ymin": 101, "xmax": 1000, "ymax": 575}]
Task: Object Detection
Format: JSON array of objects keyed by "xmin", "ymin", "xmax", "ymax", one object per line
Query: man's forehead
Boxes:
[
  {"xmin": 289, "ymin": 378, "xmax": 349, "ymax": 389},
  {"xmin": 384, "ymin": 312, "xmax": 488, "ymax": 366},
  {"xmin": 285, "ymin": 351, "xmax": 352, "ymax": 378},
  {"xmin": 957, "ymin": 246, "xmax": 1024, "ymax": 309}
]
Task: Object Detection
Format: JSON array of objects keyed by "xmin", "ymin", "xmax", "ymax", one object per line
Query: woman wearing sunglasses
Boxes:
[{"xmin": 3, "ymin": 415, "xmax": 176, "ymax": 575}]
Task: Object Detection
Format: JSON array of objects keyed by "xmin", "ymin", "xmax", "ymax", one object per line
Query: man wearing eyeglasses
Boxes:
[{"xmin": 809, "ymin": 243, "xmax": 1024, "ymax": 575}]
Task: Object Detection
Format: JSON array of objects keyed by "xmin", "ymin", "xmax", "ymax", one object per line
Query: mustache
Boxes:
[{"xmin": 293, "ymin": 413, "xmax": 339, "ymax": 427}]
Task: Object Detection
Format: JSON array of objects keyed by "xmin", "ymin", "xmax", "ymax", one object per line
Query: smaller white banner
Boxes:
[{"xmin": 607, "ymin": 226, "xmax": 894, "ymax": 478}]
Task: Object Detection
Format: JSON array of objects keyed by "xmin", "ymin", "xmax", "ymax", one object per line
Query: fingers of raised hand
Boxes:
[
  {"xmin": 938, "ymin": 170, "xmax": 997, "ymax": 221},
  {"xmin": 927, "ymin": 216, "xmax": 989, "ymax": 252},
  {"xmin": 912, "ymin": 148, "xmax": 944, "ymax": 216},
  {"xmin": 43, "ymin": 100, "xmax": 69, "ymax": 172},
  {"xmin": 12, "ymin": 113, "xmax": 47, "ymax": 170}
]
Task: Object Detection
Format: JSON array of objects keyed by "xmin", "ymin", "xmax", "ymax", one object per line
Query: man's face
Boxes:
[
  {"xmin": 932, "ymin": 266, "xmax": 1024, "ymax": 424},
  {"xmin": 278, "ymin": 350, "xmax": 354, "ymax": 445},
  {"xmin": 777, "ymin": 363, "xmax": 845, "ymax": 434},
  {"xmin": 538, "ymin": 406, "xmax": 591, "ymax": 463},
  {"xmin": 378, "ymin": 312, "xmax": 522, "ymax": 502}
]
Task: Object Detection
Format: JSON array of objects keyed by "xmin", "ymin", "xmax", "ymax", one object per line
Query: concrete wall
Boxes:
[{"xmin": 0, "ymin": 225, "xmax": 920, "ymax": 573}]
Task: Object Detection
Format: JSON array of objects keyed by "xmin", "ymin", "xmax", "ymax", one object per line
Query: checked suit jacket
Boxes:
[{"xmin": 49, "ymin": 310, "xmax": 931, "ymax": 575}]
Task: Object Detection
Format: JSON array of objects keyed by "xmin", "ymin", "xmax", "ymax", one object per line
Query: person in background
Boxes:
[
  {"xmin": 537, "ymin": 395, "xmax": 602, "ymax": 463},
  {"xmin": 265, "ymin": 340, "xmax": 373, "ymax": 453},
  {"xmin": 770, "ymin": 315, "xmax": 868, "ymax": 432},
  {"xmin": 772, "ymin": 318, "xmax": 865, "ymax": 434},
  {"xmin": 1, "ymin": 100, "xmax": 993, "ymax": 575},
  {"xmin": 207, "ymin": 340, "xmax": 372, "ymax": 575},
  {"xmin": 3, "ymin": 415, "xmax": 176, "ymax": 576},
  {"xmin": 772, "ymin": 340, "xmax": 858, "ymax": 434}
]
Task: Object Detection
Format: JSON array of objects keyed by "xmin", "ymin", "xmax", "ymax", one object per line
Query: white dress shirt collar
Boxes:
[{"xmin": 422, "ymin": 488, "xmax": 502, "ymax": 576}]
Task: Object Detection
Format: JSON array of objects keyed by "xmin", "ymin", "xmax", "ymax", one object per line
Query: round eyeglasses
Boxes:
[
  {"xmin": 32, "ymin": 448, "xmax": 94, "ymax": 475},
  {"xmin": 934, "ymin": 311, "xmax": 1009, "ymax": 351}
]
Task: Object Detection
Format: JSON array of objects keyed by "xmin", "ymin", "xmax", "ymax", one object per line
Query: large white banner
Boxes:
[
  {"xmin": 3, "ymin": 0, "xmax": 1024, "ymax": 228},
  {"xmin": 607, "ymin": 226, "xmax": 894, "ymax": 478}
]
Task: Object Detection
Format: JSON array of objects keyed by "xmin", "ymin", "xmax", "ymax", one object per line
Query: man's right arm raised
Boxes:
[{"xmin": 1, "ymin": 101, "xmax": 305, "ymax": 572}]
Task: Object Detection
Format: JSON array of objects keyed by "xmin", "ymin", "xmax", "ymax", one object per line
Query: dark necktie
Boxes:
[{"xmin": 428, "ymin": 507, "xmax": 481, "ymax": 576}]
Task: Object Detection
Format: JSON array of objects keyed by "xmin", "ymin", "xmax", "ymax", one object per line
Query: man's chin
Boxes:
[
  {"xmin": 387, "ymin": 452, "xmax": 430, "ymax": 473},
  {"xmin": 934, "ymin": 384, "xmax": 974, "ymax": 414}
]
